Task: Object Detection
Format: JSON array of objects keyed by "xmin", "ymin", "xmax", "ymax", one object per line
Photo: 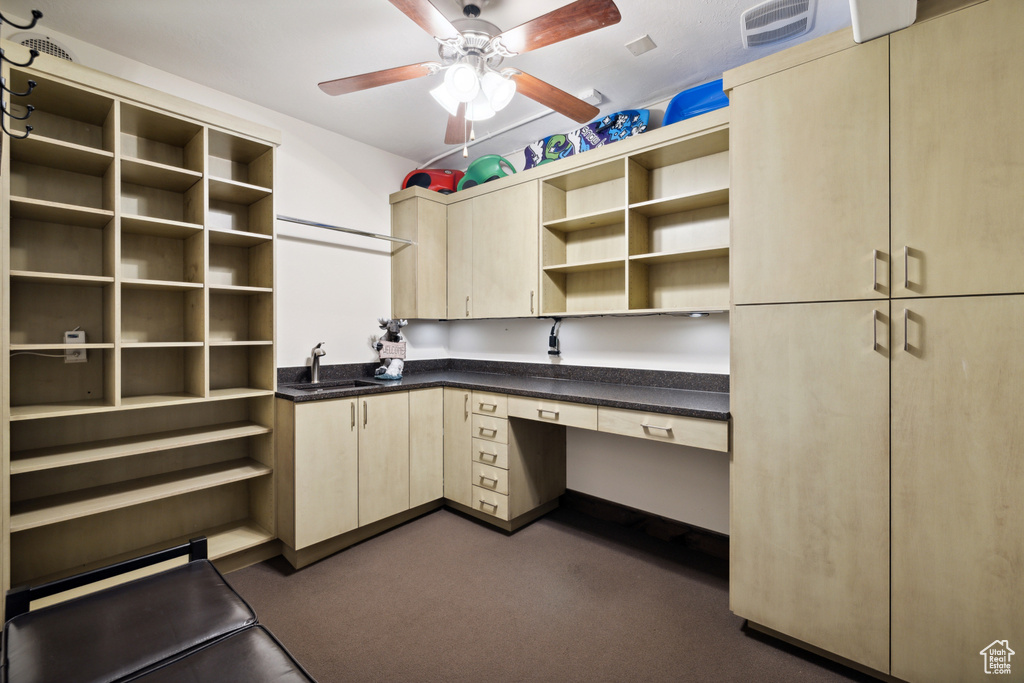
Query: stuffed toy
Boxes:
[{"xmin": 372, "ymin": 318, "xmax": 408, "ymax": 379}]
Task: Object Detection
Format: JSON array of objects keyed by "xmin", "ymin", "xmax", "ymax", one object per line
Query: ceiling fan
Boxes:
[{"xmin": 318, "ymin": 0, "xmax": 621, "ymax": 146}]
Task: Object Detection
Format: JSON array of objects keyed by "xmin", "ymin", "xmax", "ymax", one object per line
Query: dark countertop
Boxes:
[{"xmin": 275, "ymin": 367, "xmax": 730, "ymax": 422}]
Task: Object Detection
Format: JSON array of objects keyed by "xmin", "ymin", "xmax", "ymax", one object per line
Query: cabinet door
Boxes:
[
  {"xmin": 731, "ymin": 301, "xmax": 890, "ymax": 672},
  {"xmin": 409, "ymin": 388, "xmax": 443, "ymax": 507},
  {"xmin": 447, "ymin": 199, "xmax": 473, "ymax": 318},
  {"xmin": 730, "ymin": 38, "xmax": 889, "ymax": 305},
  {"xmin": 442, "ymin": 387, "xmax": 473, "ymax": 507},
  {"xmin": 891, "ymin": 295, "xmax": 1024, "ymax": 683},
  {"xmin": 472, "ymin": 181, "xmax": 540, "ymax": 317},
  {"xmin": 292, "ymin": 399, "xmax": 359, "ymax": 548},
  {"xmin": 358, "ymin": 392, "xmax": 410, "ymax": 526},
  {"xmin": 891, "ymin": 0, "xmax": 1024, "ymax": 298},
  {"xmin": 391, "ymin": 196, "xmax": 447, "ymax": 319}
]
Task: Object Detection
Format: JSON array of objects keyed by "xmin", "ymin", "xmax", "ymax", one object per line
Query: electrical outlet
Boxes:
[{"xmin": 64, "ymin": 330, "xmax": 87, "ymax": 363}]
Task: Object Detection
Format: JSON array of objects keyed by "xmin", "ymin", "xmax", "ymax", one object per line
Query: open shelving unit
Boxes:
[
  {"xmin": 538, "ymin": 118, "xmax": 730, "ymax": 316},
  {"xmin": 2, "ymin": 47, "xmax": 280, "ymax": 597}
]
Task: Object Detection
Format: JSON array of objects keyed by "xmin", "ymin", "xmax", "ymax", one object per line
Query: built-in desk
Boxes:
[{"xmin": 275, "ymin": 361, "xmax": 729, "ymax": 555}]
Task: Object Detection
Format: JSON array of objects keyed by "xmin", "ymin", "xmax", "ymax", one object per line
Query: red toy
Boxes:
[{"xmin": 402, "ymin": 169, "xmax": 464, "ymax": 194}]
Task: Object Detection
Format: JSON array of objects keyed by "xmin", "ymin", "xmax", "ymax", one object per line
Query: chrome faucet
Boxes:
[{"xmin": 310, "ymin": 342, "xmax": 326, "ymax": 383}]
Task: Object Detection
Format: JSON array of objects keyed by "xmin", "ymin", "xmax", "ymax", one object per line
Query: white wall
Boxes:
[{"xmin": 30, "ymin": 28, "xmax": 730, "ymax": 535}]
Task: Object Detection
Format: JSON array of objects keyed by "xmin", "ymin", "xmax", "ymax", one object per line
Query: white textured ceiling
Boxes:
[{"xmin": 0, "ymin": 0, "xmax": 853, "ymax": 166}]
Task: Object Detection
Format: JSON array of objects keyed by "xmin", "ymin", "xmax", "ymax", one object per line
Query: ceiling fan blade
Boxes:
[
  {"xmin": 496, "ymin": 0, "xmax": 621, "ymax": 55},
  {"xmin": 389, "ymin": 0, "xmax": 461, "ymax": 40},
  {"xmin": 318, "ymin": 62, "xmax": 437, "ymax": 96},
  {"xmin": 444, "ymin": 103, "xmax": 468, "ymax": 145},
  {"xmin": 511, "ymin": 71, "xmax": 599, "ymax": 124}
]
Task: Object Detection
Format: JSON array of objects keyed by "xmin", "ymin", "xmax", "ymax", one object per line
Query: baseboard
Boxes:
[{"xmin": 560, "ymin": 489, "xmax": 729, "ymax": 560}]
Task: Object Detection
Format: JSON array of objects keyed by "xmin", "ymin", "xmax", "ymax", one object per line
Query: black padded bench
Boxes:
[{"xmin": 2, "ymin": 538, "xmax": 315, "ymax": 683}]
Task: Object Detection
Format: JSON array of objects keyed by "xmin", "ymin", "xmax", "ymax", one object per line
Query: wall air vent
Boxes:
[
  {"xmin": 9, "ymin": 32, "xmax": 77, "ymax": 62},
  {"xmin": 741, "ymin": 0, "xmax": 817, "ymax": 48}
]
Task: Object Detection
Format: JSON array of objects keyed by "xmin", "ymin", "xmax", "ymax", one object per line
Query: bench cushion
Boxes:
[
  {"xmin": 3, "ymin": 560, "xmax": 256, "ymax": 683},
  {"xmin": 124, "ymin": 626, "xmax": 315, "ymax": 682}
]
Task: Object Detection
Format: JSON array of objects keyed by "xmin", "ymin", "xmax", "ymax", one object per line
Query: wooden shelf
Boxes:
[
  {"xmin": 208, "ymin": 227, "xmax": 273, "ymax": 247},
  {"xmin": 10, "ymin": 343, "xmax": 114, "ymax": 351},
  {"xmin": 543, "ymin": 258, "xmax": 626, "ymax": 274},
  {"xmin": 9, "ymin": 270, "xmax": 113, "ymax": 286},
  {"xmin": 543, "ymin": 207, "xmax": 625, "ymax": 232},
  {"xmin": 121, "ymin": 341, "xmax": 204, "ymax": 348},
  {"xmin": 630, "ymin": 247, "xmax": 730, "ymax": 264},
  {"xmin": 122, "ymin": 214, "xmax": 203, "ymax": 239},
  {"xmin": 118, "ymin": 393, "xmax": 206, "ymax": 410},
  {"xmin": 121, "ymin": 278, "xmax": 204, "ymax": 291},
  {"xmin": 209, "ymin": 177, "xmax": 272, "ymax": 205},
  {"xmin": 10, "ymin": 458, "xmax": 272, "ymax": 532},
  {"xmin": 209, "ymin": 284, "xmax": 273, "ymax": 295},
  {"xmin": 122, "ymin": 157, "xmax": 202, "ymax": 192},
  {"xmin": 209, "ymin": 387, "xmax": 275, "ymax": 401},
  {"xmin": 11, "ymin": 421, "xmax": 273, "ymax": 475},
  {"xmin": 629, "ymin": 188, "xmax": 730, "ymax": 217},
  {"xmin": 209, "ymin": 340, "xmax": 273, "ymax": 347},
  {"xmin": 11, "ymin": 135, "xmax": 113, "ymax": 176},
  {"xmin": 9, "ymin": 197, "xmax": 113, "ymax": 228},
  {"xmin": 10, "ymin": 399, "xmax": 116, "ymax": 422}
]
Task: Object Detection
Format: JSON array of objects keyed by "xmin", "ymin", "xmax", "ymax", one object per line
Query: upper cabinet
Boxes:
[
  {"xmin": 729, "ymin": 37, "xmax": 890, "ymax": 305},
  {"xmin": 393, "ymin": 108, "xmax": 730, "ymax": 320},
  {"xmin": 391, "ymin": 191, "xmax": 447, "ymax": 319},
  {"xmin": 890, "ymin": 0, "xmax": 1024, "ymax": 298}
]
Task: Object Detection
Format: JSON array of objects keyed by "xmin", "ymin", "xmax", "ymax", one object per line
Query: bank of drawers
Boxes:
[{"xmin": 470, "ymin": 391, "xmax": 511, "ymax": 520}]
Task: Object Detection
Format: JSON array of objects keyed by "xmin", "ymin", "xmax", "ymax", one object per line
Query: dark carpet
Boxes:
[{"xmin": 229, "ymin": 507, "xmax": 879, "ymax": 683}]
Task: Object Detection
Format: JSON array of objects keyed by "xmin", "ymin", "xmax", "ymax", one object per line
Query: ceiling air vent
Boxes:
[
  {"xmin": 9, "ymin": 32, "xmax": 77, "ymax": 62},
  {"xmin": 741, "ymin": 0, "xmax": 817, "ymax": 48}
]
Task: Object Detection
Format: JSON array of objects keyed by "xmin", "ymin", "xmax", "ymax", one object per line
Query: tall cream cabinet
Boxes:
[
  {"xmin": 276, "ymin": 389, "xmax": 443, "ymax": 568},
  {"xmin": 1, "ymin": 45, "xmax": 280, "ymax": 607},
  {"xmin": 390, "ymin": 106, "xmax": 731, "ymax": 320},
  {"xmin": 728, "ymin": 1, "xmax": 1024, "ymax": 680}
]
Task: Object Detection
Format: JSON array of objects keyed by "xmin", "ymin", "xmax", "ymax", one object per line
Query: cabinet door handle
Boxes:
[
  {"xmin": 363, "ymin": 400, "xmax": 368, "ymax": 427},
  {"xmin": 466, "ymin": 295, "xmax": 470, "ymax": 317},
  {"xmin": 351, "ymin": 401, "xmax": 356, "ymax": 429},
  {"xmin": 872, "ymin": 308, "xmax": 879, "ymax": 351},
  {"xmin": 537, "ymin": 408, "xmax": 559, "ymax": 418},
  {"xmin": 903, "ymin": 245, "xmax": 909, "ymax": 290},
  {"xmin": 872, "ymin": 249, "xmax": 879, "ymax": 292},
  {"xmin": 530, "ymin": 290, "xmax": 535, "ymax": 314},
  {"xmin": 642, "ymin": 423, "xmax": 673, "ymax": 433},
  {"xmin": 464, "ymin": 393, "xmax": 469, "ymax": 419},
  {"xmin": 903, "ymin": 308, "xmax": 909, "ymax": 352}
]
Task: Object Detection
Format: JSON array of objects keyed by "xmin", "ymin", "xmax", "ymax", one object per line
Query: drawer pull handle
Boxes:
[
  {"xmin": 350, "ymin": 402, "xmax": 356, "ymax": 429},
  {"xmin": 363, "ymin": 400, "xmax": 368, "ymax": 427},
  {"xmin": 479, "ymin": 426, "xmax": 498, "ymax": 435},
  {"xmin": 872, "ymin": 249, "xmax": 879, "ymax": 292},
  {"xmin": 903, "ymin": 245, "xmax": 909, "ymax": 290},
  {"xmin": 479, "ymin": 475, "xmax": 499, "ymax": 487},
  {"xmin": 479, "ymin": 450, "xmax": 498, "ymax": 462},
  {"xmin": 464, "ymin": 393, "xmax": 469, "ymax": 419},
  {"xmin": 479, "ymin": 402, "xmax": 498, "ymax": 411},
  {"xmin": 537, "ymin": 408, "xmax": 559, "ymax": 418},
  {"xmin": 479, "ymin": 499, "xmax": 499, "ymax": 510},
  {"xmin": 642, "ymin": 423, "xmax": 672, "ymax": 433}
]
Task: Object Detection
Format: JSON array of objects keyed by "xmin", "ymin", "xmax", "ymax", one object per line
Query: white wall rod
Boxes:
[{"xmin": 277, "ymin": 215, "xmax": 415, "ymax": 245}]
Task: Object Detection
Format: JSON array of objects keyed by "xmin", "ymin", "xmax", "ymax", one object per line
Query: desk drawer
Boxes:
[
  {"xmin": 472, "ymin": 414, "xmax": 508, "ymax": 443},
  {"xmin": 472, "ymin": 438, "xmax": 509, "ymax": 470},
  {"xmin": 507, "ymin": 396, "xmax": 597, "ymax": 430},
  {"xmin": 472, "ymin": 486, "xmax": 509, "ymax": 521},
  {"xmin": 472, "ymin": 462, "xmax": 508, "ymax": 495},
  {"xmin": 597, "ymin": 407, "xmax": 729, "ymax": 452},
  {"xmin": 472, "ymin": 391, "xmax": 508, "ymax": 418}
]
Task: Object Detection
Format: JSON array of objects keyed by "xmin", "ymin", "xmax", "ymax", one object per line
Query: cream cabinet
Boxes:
[
  {"xmin": 729, "ymin": 36, "xmax": 889, "ymax": 305},
  {"xmin": 730, "ymin": 301, "xmax": 891, "ymax": 672},
  {"xmin": 890, "ymin": 0, "xmax": 1024, "ymax": 298},
  {"xmin": 357, "ymin": 392, "xmax": 410, "ymax": 526},
  {"xmin": 442, "ymin": 388, "xmax": 473, "ymax": 506},
  {"xmin": 409, "ymin": 388, "xmax": 443, "ymax": 508},
  {"xmin": 2, "ymin": 46, "xmax": 279, "ymax": 604},
  {"xmin": 390, "ymin": 192, "xmax": 447, "ymax": 319},
  {"xmin": 446, "ymin": 199, "xmax": 474, "ymax": 318},
  {"xmin": 275, "ymin": 397, "xmax": 358, "ymax": 551}
]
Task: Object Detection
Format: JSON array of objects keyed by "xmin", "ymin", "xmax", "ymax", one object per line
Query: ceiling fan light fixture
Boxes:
[
  {"xmin": 466, "ymin": 91, "xmax": 496, "ymax": 121},
  {"xmin": 430, "ymin": 83, "xmax": 461, "ymax": 116},
  {"xmin": 481, "ymin": 70, "xmax": 516, "ymax": 111},
  {"xmin": 444, "ymin": 61, "xmax": 480, "ymax": 102}
]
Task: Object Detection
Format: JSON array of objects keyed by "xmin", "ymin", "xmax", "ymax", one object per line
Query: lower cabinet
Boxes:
[
  {"xmin": 443, "ymin": 388, "xmax": 473, "ymax": 506},
  {"xmin": 357, "ymin": 392, "xmax": 410, "ymax": 526},
  {"xmin": 731, "ymin": 301, "xmax": 891, "ymax": 673}
]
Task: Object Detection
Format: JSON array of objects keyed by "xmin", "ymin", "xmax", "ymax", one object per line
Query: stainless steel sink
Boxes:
[{"xmin": 283, "ymin": 379, "xmax": 382, "ymax": 393}]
